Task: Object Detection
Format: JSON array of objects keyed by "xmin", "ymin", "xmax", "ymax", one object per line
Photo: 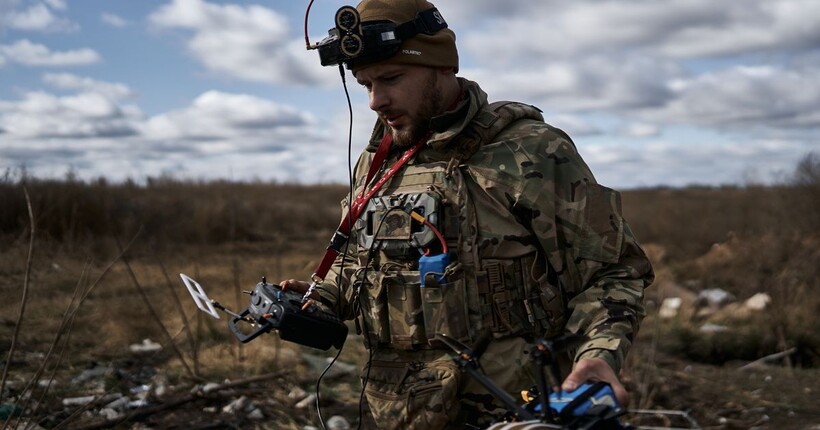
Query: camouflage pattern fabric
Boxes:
[{"xmin": 315, "ymin": 78, "xmax": 654, "ymax": 428}]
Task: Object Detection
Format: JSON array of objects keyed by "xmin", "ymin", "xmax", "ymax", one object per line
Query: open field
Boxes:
[{"xmin": 1, "ymin": 155, "xmax": 819, "ymax": 429}]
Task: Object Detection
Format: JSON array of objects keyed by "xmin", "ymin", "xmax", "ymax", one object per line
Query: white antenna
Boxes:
[{"xmin": 179, "ymin": 273, "xmax": 220, "ymax": 319}]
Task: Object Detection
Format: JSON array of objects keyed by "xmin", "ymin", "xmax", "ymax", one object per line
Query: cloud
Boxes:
[
  {"xmin": 4, "ymin": 1, "xmax": 77, "ymax": 32},
  {"xmin": 0, "ymin": 85, "xmax": 342, "ymax": 183},
  {"xmin": 620, "ymin": 122, "xmax": 661, "ymax": 138},
  {"xmin": 451, "ymin": 0, "xmax": 820, "ymax": 142},
  {"xmin": 0, "ymin": 90, "xmax": 140, "ymax": 139},
  {"xmin": 101, "ymin": 12, "xmax": 128, "ymax": 28},
  {"xmin": 456, "ymin": 0, "xmax": 820, "ymax": 61},
  {"xmin": 582, "ymin": 136, "xmax": 814, "ymax": 188},
  {"xmin": 548, "ymin": 114, "xmax": 602, "ymax": 137},
  {"xmin": 645, "ymin": 65, "xmax": 820, "ymax": 129},
  {"xmin": 0, "ymin": 39, "xmax": 100, "ymax": 66},
  {"xmin": 43, "ymin": 73, "xmax": 135, "ymax": 99},
  {"xmin": 462, "ymin": 54, "xmax": 683, "ymax": 112},
  {"xmin": 141, "ymin": 91, "xmax": 316, "ymax": 143},
  {"xmin": 148, "ymin": 0, "xmax": 336, "ymax": 86},
  {"xmin": 2, "ymin": 0, "xmax": 817, "ymax": 188},
  {"xmin": 44, "ymin": 0, "xmax": 66, "ymax": 10}
]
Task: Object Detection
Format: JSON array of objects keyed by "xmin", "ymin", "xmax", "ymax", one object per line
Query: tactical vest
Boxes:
[{"xmin": 349, "ymin": 102, "xmax": 567, "ymax": 350}]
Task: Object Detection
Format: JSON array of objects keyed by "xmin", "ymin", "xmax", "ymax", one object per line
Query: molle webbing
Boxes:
[{"xmin": 477, "ymin": 255, "xmax": 540, "ymax": 337}]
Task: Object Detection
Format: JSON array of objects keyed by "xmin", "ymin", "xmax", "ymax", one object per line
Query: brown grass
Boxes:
[{"xmin": 1, "ymin": 153, "xmax": 819, "ymax": 429}]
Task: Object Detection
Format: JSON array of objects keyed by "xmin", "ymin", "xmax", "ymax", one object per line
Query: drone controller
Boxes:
[
  {"xmin": 232, "ymin": 279, "xmax": 348, "ymax": 350},
  {"xmin": 180, "ymin": 274, "xmax": 348, "ymax": 351}
]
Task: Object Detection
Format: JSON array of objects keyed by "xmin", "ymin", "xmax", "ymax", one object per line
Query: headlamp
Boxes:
[{"xmin": 315, "ymin": 5, "xmax": 448, "ymax": 68}]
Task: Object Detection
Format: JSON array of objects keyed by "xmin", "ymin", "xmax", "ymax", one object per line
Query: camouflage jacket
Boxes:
[{"xmin": 316, "ymin": 78, "xmax": 653, "ymax": 373}]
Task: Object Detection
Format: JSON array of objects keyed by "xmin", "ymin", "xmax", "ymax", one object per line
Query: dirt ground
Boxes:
[{"xmin": 1, "ymin": 241, "xmax": 819, "ymax": 430}]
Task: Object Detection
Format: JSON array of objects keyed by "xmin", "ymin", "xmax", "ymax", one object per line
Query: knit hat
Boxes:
[{"xmin": 350, "ymin": 0, "xmax": 458, "ymax": 73}]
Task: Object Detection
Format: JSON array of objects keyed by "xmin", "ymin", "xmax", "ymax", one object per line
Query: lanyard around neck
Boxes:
[{"xmin": 311, "ymin": 133, "xmax": 427, "ymax": 284}]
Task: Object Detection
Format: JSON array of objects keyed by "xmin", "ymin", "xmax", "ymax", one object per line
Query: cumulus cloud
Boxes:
[
  {"xmin": 4, "ymin": 1, "xmax": 77, "ymax": 32},
  {"xmin": 0, "ymin": 83, "xmax": 340, "ymax": 183},
  {"xmin": 44, "ymin": 0, "xmax": 65, "ymax": 10},
  {"xmin": 456, "ymin": 0, "xmax": 820, "ymax": 61},
  {"xmin": 462, "ymin": 54, "xmax": 683, "ymax": 112},
  {"xmin": 620, "ymin": 122, "xmax": 661, "ymax": 138},
  {"xmin": 583, "ymin": 136, "xmax": 814, "ymax": 188},
  {"xmin": 453, "ymin": 0, "xmax": 820, "ymax": 141},
  {"xmin": 101, "ymin": 12, "xmax": 127, "ymax": 28},
  {"xmin": 0, "ymin": 91, "xmax": 140, "ymax": 138},
  {"xmin": 0, "ymin": 39, "xmax": 100, "ymax": 66},
  {"xmin": 3, "ymin": 0, "xmax": 819, "ymax": 187},
  {"xmin": 43, "ymin": 73, "xmax": 135, "ymax": 99},
  {"xmin": 148, "ymin": 0, "xmax": 336, "ymax": 86},
  {"xmin": 645, "ymin": 65, "xmax": 820, "ymax": 129},
  {"xmin": 141, "ymin": 91, "xmax": 315, "ymax": 143},
  {"xmin": 548, "ymin": 114, "xmax": 601, "ymax": 137}
]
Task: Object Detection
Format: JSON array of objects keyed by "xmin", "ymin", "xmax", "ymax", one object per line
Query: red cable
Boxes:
[
  {"xmin": 304, "ymin": 0, "xmax": 315, "ymax": 49},
  {"xmin": 423, "ymin": 218, "xmax": 448, "ymax": 254}
]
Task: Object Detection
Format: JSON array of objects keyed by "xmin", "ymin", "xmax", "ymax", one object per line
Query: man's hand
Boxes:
[
  {"xmin": 279, "ymin": 279, "xmax": 320, "ymax": 300},
  {"xmin": 561, "ymin": 357, "xmax": 628, "ymax": 406}
]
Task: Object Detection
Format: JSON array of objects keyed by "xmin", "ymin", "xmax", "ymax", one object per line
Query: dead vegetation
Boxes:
[{"xmin": 1, "ymin": 153, "xmax": 819, "ymax": 429}]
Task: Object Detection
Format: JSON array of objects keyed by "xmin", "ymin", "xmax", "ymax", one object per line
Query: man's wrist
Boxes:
[{"xmin": 575, "ymin": 348, "xmax": 621, "ymax": 373}]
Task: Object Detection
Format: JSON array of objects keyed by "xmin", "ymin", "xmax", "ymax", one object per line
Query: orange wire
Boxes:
[{"xmin": 409, "ymin": 210, "xmax": 448, "ymax": 254}]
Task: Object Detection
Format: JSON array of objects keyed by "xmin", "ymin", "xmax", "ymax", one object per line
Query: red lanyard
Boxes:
[{"xmin": 311, "ymin": 133, "xmax": 427, "ymax": 284}]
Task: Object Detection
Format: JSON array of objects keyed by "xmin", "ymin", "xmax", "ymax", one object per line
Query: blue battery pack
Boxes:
[
  {"xmin": 533, "ymin": 382, "xmax": 621, "ymax": 416},
  {"xmin": 419, "ymin": 253, "xmax": 450, "ymax": 286}
]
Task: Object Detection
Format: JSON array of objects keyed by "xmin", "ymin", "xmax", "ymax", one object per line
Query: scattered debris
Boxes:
[
  {"xmin": 104, "ymin": 395, "xmax": 129, "ymax": 410},
  {"xmin": 98, "ymin": 407, "xmax": 122, "ymax": 420},
  {"xmin": 62, "ymin": 395, "xmax": 96, "ymax": 407},
  {"xmin": 288, "ymin": 386, "xmax": 308, "ymax": 401},
  {"xmin": 744, "ymin": 292, "xmax": 771, "ymax": 311},
  {"xmin": 201, "ymin": 385, "xmax": 262, "ymax": 418},
  {"xmin": 738, "ymin": 347, "xmax": 798, "ymax": 371},
  {"xmin": 697, "ymin": 288, "xmax": 736, "ymax": 309},
  {"xmin": 327, "ymin": 415, "xmax": 351, "ymax": 430},
  {"xmin": 248, "ymin": 408, "xmax": 265, "ymax": 420},
  {"xmin": 659, "ymin": 297, "xmax": 682, "ymax": 319},
  {"xmin": 129, "ymin": 338, "xmax": 162, "ymax": 353},
  {"xmin": 699, "ymin": 323, "xmax": 729, "ymax": 333},
  {"xmin": 71, "ymin": 366, "xmax": 112, "ymax": 384},
  {"xmin": 0, "ymin": 403, "xmax": 23, "ymax": 420},
  {"xmin": 295, "ymin": 393, "xmax": 317, "ymax": 410}
]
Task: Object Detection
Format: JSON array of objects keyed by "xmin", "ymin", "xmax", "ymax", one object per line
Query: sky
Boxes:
[{"xmin": 1, "ymin": 0, "xmax": 818, "ymax": 189}]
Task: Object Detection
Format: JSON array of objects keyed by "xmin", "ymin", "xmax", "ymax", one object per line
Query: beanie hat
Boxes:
[{"xmin": 350, "ymin": 0, "xmax": 458, "ymax": 73}]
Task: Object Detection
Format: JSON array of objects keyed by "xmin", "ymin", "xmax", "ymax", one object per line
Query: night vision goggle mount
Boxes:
[{"xmin": 315, "ymin": 5, "xmax": 448, "ymax": 68}]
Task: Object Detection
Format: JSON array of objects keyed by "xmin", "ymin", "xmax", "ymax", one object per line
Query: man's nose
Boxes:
[{"xmin": 368, "ymin": 87, "xmax": 388, "ymax": 112}]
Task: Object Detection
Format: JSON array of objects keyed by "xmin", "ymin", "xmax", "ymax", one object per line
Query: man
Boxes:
[{"xmin": 282, "ymin": 0, "xmax": 653, "ymax": 428}]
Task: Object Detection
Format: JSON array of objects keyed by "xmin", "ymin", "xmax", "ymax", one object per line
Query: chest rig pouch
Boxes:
[
  {"xmin": 352, "ymin": 163, "xmax": 472, "ymax": 350},
  {"xmin": 356, "ymin": 191, "xmax": 441, "ymax": 258}
]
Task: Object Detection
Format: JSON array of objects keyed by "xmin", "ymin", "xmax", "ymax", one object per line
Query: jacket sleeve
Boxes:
[{"xmin": 512, "ymin": 125, "xmax": 654, "ymax": 373}]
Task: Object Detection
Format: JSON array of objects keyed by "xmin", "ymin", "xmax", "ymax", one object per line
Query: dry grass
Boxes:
[{"xmin": 1, "ymin": 153, "xmax": 819, "ymax": 428}]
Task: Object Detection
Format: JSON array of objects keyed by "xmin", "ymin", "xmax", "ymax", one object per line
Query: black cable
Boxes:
[
  {"xmin": 315, "ymin": 341, "xmax": 345, "ymax": 430},
  {"xmin": 353, "ymin": 207, "xmax": 404, "ymax": 430},
  {"xmin": 315, "ymin": 63, "xmax": 355, "ymax": 430}
]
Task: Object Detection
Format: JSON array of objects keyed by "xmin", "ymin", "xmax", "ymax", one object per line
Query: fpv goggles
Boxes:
[{"xmin": 316, "ymin": 5, "xmax": 448, "ymax": 68}]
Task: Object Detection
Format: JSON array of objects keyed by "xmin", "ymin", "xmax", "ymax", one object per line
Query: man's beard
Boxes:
[{"xmin": 383, "ymin": 70, "xmax": 441, "ymax": 148}]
